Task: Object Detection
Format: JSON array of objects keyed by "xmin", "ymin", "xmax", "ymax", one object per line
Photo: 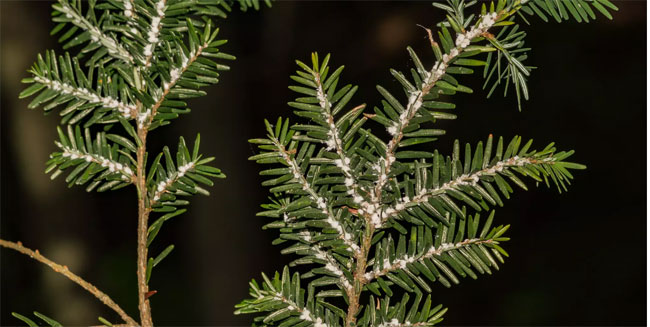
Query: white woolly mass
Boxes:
[
  {"xmin": 297, "ymin": 233, "xmax": 353, "ymax": 291},
  {"xmin": 365, "ymin": 238, "xmax": 483, "ymax": 281},
  {"xmin": 266, "ymin": 292, "xmax": 329, "ymax": 326},
  {"xmin": 139, "ymin": 45, "xmax": 204, "ymax": 128},
  {"xmin": 325, "ymin": 138, "xmax": 336, "ymax": 151},
  {"xmin": 299, "ymin": 309, "xmax": 313, "ymax": 322},
  {"xmin": 153, "ymin": 161, "xmax": 195, "ymax": 202},
  {"xmin": 299, "ymin": 230, "xmax": 311, "ymax": 242},
  {"xmin": 169, "ymin": 68, "xmax": 181, "ymax": 86},
  {"xmin": 61, "ymin": 148, "xmax": 133, "ymax": 181},
  {"xmin": 377, "ymin": 319, "xmax": 418, "ymax": 327},
  {"xmin": 314, "ymin": 318, "xmax": 327, "ymax": 327},
  {"xmin": 383, "ymin": 12, "xmax": 501, "ymax": 167},
  {"xmin": 123, "ymin": 0, "xmax": 134, "ymax": 17},
  {"xmin": 316, "ymin": 197, "xmax": 327, "ymax": 210},
  {"xmin": 387, "ymin": 124, "xmax": 398, "ymax": 136},
  {"xmin": 34, "ymin": 76, "xmax": 136, "ymax": 118},
  {"xmin": 373, "ymin": 156, "xmax": 537, "ymax": 228},
  {"xmin": 58, "ymin": 3, "xmax": 133, "ymax": 62},
  {"xmin": 278, "ymin": 146, "xmax": 360, "ymax": 253},
  {"xmin": 163, "ymin": 51, "xmax": 192, "ymax": 91},
  {"xmin": 137, "ymin": 109, "xmax": 151, "ymax": 129},
  {"xmin": 455, "ymin": 12, "xmax": 498, "ymax": 49},
  {"xmin": 315, "ymin": 82, "xmax": 332, "ymax": 110},
  {"xmin": 313, "ymin": 79, "xmax": 368, "ymax": 214},
  {"xmin": 142, "ymin": 0, "xmax": 166, "ymax": 65}
]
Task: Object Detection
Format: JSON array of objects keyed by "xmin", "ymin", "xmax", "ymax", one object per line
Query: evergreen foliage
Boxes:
[
  {"xmin": 236, "ymin": 1, "xmax": 615, "ymax": 326},
  {"xmin": 9, "ymin": 0, "xmax": 269, "ymax": 326}
]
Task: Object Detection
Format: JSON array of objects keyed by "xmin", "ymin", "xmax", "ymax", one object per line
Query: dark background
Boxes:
[{"xmin": 0, "ymin": 1, "xmax": 646, "ymax": 326}]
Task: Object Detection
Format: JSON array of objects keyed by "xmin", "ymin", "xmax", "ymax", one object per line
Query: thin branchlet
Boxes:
[{"xmin": 0, "ymin": 239, "xmax": 138, "ymax": 326}]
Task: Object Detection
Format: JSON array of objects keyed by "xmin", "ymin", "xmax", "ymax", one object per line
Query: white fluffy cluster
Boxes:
[
  {"xmin": 137, "ymin": 109, "xmax": 151, "ymax": 129},
  {"xmin": 163, "ymin": 52, "xmax": 191, "ymax": 91},
  {"xmin": 360, "ymin": 196, "xmax": 407, "ymax": 228},
  {"xmin": 377, "ymin": 319, "xmax": 406, "ymax": 327},
  {"xmin": 279, "ymin": 147, "xmax": 360, "ymax": 253},
  {"xmin": 316, "ymin": 197, "xmax": 327, "ymax": 210},
  {"xmin": 268, "ymin": 291, "xmax": 331, "ymax": 327},
  {"xmin": 143, "ymin": 0, "xmax": 166, "ymax": 61},
  {"xmin": 34, "ymin": 76, "xmax": 136, "ymax": 118},
  {"xmin": 315, "ymin": 82, "xmax": 332, "ymax": 110},
  {"xmin": 384, "ymin": 13, "xmax": 501, "ymax": 151},
  {"xmin": 299, "ymin": 309, "xmax": 313, "ymax": 322},
  {"xmin": 324, "ymin": 135, "xmax": 336, "ymax": 151},
  {"xmin": 153, "ymin": 161, "xmax": 194, "ymax": 202},
  {"xmin": 314, "ymin": 79, "xmax": 377, "ymax": 230},
  {"xmin": 328, "ymin": 122, "xmax": 366, "ymax": 204},
  {"xmin": 316, "ymin": 83, "xmax": 361, "ymax": 195},
  {"xmin": 455, "ymin": 33, "xmax": 471, "ymax": 48},
  {"xmin": 387, "ymin": 124, "xmax": 398, "ymax": 136},
  {"xmin": 58, "ymin": 3, "xmax": 132, "ymax": 62},
  {"xmin": 62, "ymin": 148, "xmax": 133, "ymax": 180},
  {"xmin": 333, "ymin": 157, "xmax": 351, "ymax": 174},
  {"xmin": 313, "ymin": 318, "xmax": 327, "ymax": 327},
  {"xmin": 316, "ymin": 84, "xmax": 336, "ymax": 150},
  {"xmin": 123, "ymin": 0, "xmax": 134, "ymax": 18},
  {"xmin": 292, "ymin": 303, "xmax": 316, "ymax": 323},
  {"xmin": 479, "ymin": 12, "xmax": 498, "ymax": 29},
  {"xmin": 356, "ymin": 201, "xmax": 380, "ymax": 227},
  {"xmin": 372, "ymin": 155, "xmax": 537, "ymax": 230},
  {"xmin": 323, "ymin": 120, "xmax": 342, "ymax": 153},
  {"xmin": 299, "ymin": 230, "xmax": 311, "ymax": 242},
  {"xmin": 324, "ymin": 259, "xmax": 353, "ymax": 290},
  {"xmin": 139, "ymin": 47, "xmax": 198, "ymax": 128},
  {"xmin": 377, "ymin": 319, "xmax": 425, "ymax": 327},
  {"xmin": 327, "ymin": 215, "xmax": 359, "ymax": 252},
  {"xmin": 143, "ymin": 44, "xmax": 154, "ymax": 58},
  {"xmin": 387, "ymin": 90, "xmax": 423, "ymax": 138},
  {"xmin": 370, "ymin": 153, "xmax": 395, "ymax": 198},
  {"xmin": 90, "ymin": 25, "xmax": 129, "ymax": 60},
  {"xmin": 485, "ymin": 155, "xmax": 528, "ymax": 174},
  {"xmin": 455, "ymin": 12, "xmax": 498, "ymax": 49},
  {"xmin": 365, "ymin": 238, "xmax": 481, "ymax": 281},
  {"xmin": 298, "ymin": 232, "xmax": 353, "ymax": 290},
  {"xmin": 409, "ymin": 12, "xmax": 500, "ymax": 105}
]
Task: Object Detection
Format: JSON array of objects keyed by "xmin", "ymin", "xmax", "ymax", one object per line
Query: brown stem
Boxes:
[
  {"xmin": 345, "ymin": 225, "xmax": 374, "ymax": 327},
  {"xmin": 0, "ymin": 239, "xmax": 138, "ymax": 326},
  {"xmin": 136, "ymin": 126, "xmax": 153, "ymax": 327},
  {"xmin": 131, "ymin": 42, "xmax": 207, "ymax": 327}
]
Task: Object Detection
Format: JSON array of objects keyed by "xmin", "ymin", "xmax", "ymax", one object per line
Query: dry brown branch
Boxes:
[{"xmin": 0, "ymin": 239, "xmax": 138, "ymax": 326}]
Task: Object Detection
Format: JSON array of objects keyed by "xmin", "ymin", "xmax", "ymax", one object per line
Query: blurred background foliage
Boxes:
[{"xmin": 1, "ymin": 1, "xmax": 645, "ymax": 326}]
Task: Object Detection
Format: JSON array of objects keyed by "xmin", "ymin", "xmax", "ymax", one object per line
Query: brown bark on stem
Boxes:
[
  {"xmin": 136, "ymin": 126, "xmax": 153, "ymax": 327},
  {"xmin": 345, "ymin": 225, "xmax": 374, "ymax": 327}
]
